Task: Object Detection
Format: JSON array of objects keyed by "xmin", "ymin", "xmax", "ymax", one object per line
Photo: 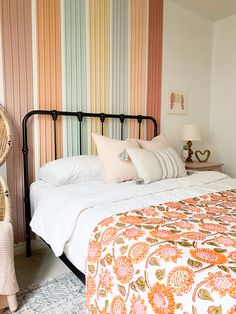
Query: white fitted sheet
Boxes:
[{"xmin": 30, "ymin": 171, "xmax": 236, "ymax": 273}]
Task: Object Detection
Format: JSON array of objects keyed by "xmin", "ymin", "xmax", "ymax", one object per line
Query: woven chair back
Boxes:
[{"xmin": 0, "ymin": 105, "xmax": 13, "ymax": 167}]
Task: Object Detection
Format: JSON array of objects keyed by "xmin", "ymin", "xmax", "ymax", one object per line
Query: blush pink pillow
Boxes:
[
  {"xmin": 92, "ymin": 133, "xmax": 139, "ymax": 183},
  {"xmin": 129, "ymin": 134, "xmax": 169, "ymax": 152}
]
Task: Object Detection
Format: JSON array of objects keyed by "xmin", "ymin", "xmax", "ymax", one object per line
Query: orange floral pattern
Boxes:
[
  {"xmin": 110, "ymin": 296, "xmax": 127, "ymax": 314},
  {"xmin": 86, "ymin": 276, "xmax": 96, "ymax": 296},
  {"xmin": 131, "ymin": 295, "xmax": 147, "ymax": 314},
  {"xmin": 87, "ymin": 240, "xmax": 102, "ymax": 263},
  {"xmin": 148, "ymin": 283, "xmax": 175, "ymax": 313},
  {"xmin": 100, "ymin": 216, "xmax": 114, "ymax": 226},
  {"xmin": 205, "ymin": 207, "xmax": 228, "ymax": 214},
  {"xmin": 164, "ymin": 211, "xmax": 187, "ymax": 219},
  {"xmin": 205, "ymin": 271, "xmax": 236, "ymax": 298},
  {"xmin": 193, "ymin": 213, "xmax": 213, "ymax": 219},
  {"xmin": 181, "ymin": 232, "xmax": 206, "ymax": 241},
  {"xmin": 167, "ymin": 266, "xmax": 194, "ymax": 295},
  {"xmin": 215, "ymin": 236, "xmax": 236, "ymax": 247},
  {"xmin": 113, "ymin": 256, "xmax": 134, "ymax": 284},
  {"xmin": 86, "ymin": 189, "xmax": 236, "ymax": 313},
  {"xmin": 155, "ymin": 244, "xmax": 182, "ymax": 262},
  {"xmin": 229, "ymin": 251, "xmax": 236, "ymax": 261},
  {"xmin": 129, "ymin": 242, "xmax": 149, "ymax": 264},
  {"xmin": 190, "ymin": 248, "xmax": 228, "ymax": 264},
  {"xmin": 175, "ymin": 221, "xmax": 193, "ymax": 229},
  {"xmin": 122, "ymin": 228, "xmax": 144, "ymax": 240},
  {"xmin": 199, "ymin": 223, "xmax": 228, "ymax": 233},
  {"xmin": 101, "ymin": 227, "xmax": 118, "ymax": 245},
  {"xmin": 119, "ymin": 216, "xmax": 144, "ymax": 224},
  {"xmin": 99, "ymin": 268, "xmax": 113, "ymax": 293},
  {"xmin": 149, "ymin": 229, "xmax": 179, "ymax": 241}
]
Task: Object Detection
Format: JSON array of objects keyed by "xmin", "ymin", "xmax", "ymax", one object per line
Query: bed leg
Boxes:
[
  {"xmin": 26, "ymin": 231, "xmax": 31, "ymax": 257},
  {"xmin": 25, "ymin": 214, "xmax": 32, "ymax": 257},
  {"xmin": 26, "ymin": 235, "xmax": 31, "ymax": 257}
]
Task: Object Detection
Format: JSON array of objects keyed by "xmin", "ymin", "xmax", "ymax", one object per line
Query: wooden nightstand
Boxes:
[{"xmin": 185, "ymin": 162, "xmax": 223, "ymax": 172}]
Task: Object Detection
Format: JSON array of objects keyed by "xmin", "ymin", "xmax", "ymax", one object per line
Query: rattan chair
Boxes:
[
  {"xmin": 0, "ymin": 105, "xmax": 18, "ymax": 312},
  {"xmin": 0, "ymin": 105, "xmax": 12, "ymax": 167}
]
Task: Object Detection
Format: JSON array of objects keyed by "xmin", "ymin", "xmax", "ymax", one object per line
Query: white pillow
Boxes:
[
  {"xmin": 37, "ymin": 155, "xmax": 102, "ymax": 186},
  {"xmin": 127, "ymin": 147, "xmax": 186, "ymax": 184}
]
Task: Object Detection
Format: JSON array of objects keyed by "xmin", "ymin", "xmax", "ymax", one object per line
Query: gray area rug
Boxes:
[{"xmin": 4, "ymin": 272, "xmax": 85, "ymax": 314}]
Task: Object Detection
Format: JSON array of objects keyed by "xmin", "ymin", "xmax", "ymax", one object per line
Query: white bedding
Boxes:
[{"xmin": 30, "ymin": 171, "xmax": 236, "ymax": 273}]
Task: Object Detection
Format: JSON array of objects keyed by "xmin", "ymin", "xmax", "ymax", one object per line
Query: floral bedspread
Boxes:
[{"xmin": 86, "ymin": 189, "xmax": 236, "ymax": 314}]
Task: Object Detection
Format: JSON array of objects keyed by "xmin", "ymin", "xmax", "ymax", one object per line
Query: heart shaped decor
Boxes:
[{"xmin": 195, "ymin": 150, "xmax": 211, "ymax": 162}]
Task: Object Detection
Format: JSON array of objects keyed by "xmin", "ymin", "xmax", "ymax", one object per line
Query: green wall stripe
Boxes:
[
  {"xmin": 64, "ymin": 0, "xmax": 87, "ymax": 155},
  {"xmin": 110, "ymin": 0, "xmax": 129, "ymax": 139}
]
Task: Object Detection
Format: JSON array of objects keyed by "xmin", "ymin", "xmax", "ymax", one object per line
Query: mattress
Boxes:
[{"xmin": 30, "ymin": 171, "xmax": 236, "ymax": 273}]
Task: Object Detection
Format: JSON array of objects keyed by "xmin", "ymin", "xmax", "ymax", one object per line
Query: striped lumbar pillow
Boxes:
[{"xmin": 127, "ymin": 147, "xmax": 186, "ymax": 184}]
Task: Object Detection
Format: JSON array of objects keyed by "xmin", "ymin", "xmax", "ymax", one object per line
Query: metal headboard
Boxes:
[{"xmin": 22, "ymin": 110, "xmax": 158, "ymax": 257}]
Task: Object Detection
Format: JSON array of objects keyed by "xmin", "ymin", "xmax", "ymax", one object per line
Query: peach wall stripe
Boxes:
[
  {"xmin": 129, "ymin": 0, "xmax": 148, "ymax": 138},
  {"xmin": 89, "ymin": 0, "xmax": 110, "ymax": 152},
  {"xmin": 146, "ymin": 0, "xmax": 163, "ymax": 138},
  {"xmin": 31, "ymin": 0, "xmax": 40, "ymax": 175},
  {"xmin": 37, "ymin": 0, "xmax": 62, "ymax": 165},
  {"xmin": 1, "ymin": 0, "xmax": 34, "ymax": 243}
]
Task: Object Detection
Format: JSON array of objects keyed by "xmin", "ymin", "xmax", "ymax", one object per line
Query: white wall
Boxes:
[
  {"xmin": 210, "ymin": 15, "xmax": 236, "ymax": 177},
  {"xmin": 161, "ymin": 1, "xmax": 213, "ymax": 156}
]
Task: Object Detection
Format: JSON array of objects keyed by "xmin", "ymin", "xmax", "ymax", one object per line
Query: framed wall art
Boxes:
[{"xmin": 167, "ymin": 90, "xmax": 188, "ymax": 115}]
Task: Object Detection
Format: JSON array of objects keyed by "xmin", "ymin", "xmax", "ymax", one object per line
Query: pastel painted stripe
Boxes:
[
  {"xmin": 89, "ymin": 0, "xmax": 110, "ymax": 152},
  {"xmin": 64, "ymin": 0, "xmax": 88, "ymax": 155},
  {"xmin": 37, "ymin": 0, "xmax": 62, "ymax": 165},
  {"xmin": 1, "ymin": 0, "xmax": 34, "ymax": 242},
  {"xmin": 129, "ymin": 0, "xmax": 148, "ymax": 138},
  {"xmin": 110, "ymin": 0, "xmax": 129, "ymax": 139},
  {"xmin": 146, "ymin": 0, "xmax": 163, "ymax": 138}
]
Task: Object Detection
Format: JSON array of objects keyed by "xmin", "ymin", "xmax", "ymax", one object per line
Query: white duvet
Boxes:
[{"xmin": 30, "ymin": 171, "xmax": 236, "ymax": 273}]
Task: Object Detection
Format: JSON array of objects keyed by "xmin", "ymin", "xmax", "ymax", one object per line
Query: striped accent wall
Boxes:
[
  {"xmin": 1, "ymin": 0, "xmax": 34, "ymax": 242},
  {"xmin": 0, "ymin": 0, "xmax": 163, "ymax": 243}
]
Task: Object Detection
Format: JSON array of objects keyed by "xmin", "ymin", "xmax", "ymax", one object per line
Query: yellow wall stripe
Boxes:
[{"xmin": 89, "ymin": 0, "xmax": 110, "ymax": 152}]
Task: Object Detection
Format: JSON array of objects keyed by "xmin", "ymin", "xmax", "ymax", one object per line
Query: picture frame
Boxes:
[{"xmin": 167, "ymin": 90, "xmax": 188, "ymax": 115}]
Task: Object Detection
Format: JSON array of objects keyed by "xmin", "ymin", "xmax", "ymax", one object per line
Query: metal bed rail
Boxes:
[{"xmin": 22, "ymin": 110, "xmax": 158, "ymax": 283}]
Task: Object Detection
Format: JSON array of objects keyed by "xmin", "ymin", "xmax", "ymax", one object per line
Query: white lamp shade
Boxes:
[{"xmin": 180, "ymin": 124, "xmax": 201, "ymax": 141}]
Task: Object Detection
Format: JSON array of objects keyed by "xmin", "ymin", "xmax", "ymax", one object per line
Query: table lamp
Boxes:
[{"xmin": 180, "ymin": 124, "xmax": 201, "ymax": 162}]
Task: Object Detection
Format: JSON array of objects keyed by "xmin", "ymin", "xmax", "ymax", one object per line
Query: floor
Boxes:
[{"xmin": 15, "ymin": 246, "xmax": 70, "ymax": 288}]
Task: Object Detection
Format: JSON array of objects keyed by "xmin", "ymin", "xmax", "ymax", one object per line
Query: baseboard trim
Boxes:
[{"xmin": 14, "ymin": 239, "xmax": 47, "ymax": 256}]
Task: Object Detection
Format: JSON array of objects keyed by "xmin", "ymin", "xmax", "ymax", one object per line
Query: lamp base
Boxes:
[{"xmin": 186, "ymin": 140, "xmax": 193, "ymax": 163}]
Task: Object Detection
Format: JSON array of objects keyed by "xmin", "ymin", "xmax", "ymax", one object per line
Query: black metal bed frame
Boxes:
[{"xmin": 22, "ymin": 109, "xmax": 158, "ymax": 284}]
